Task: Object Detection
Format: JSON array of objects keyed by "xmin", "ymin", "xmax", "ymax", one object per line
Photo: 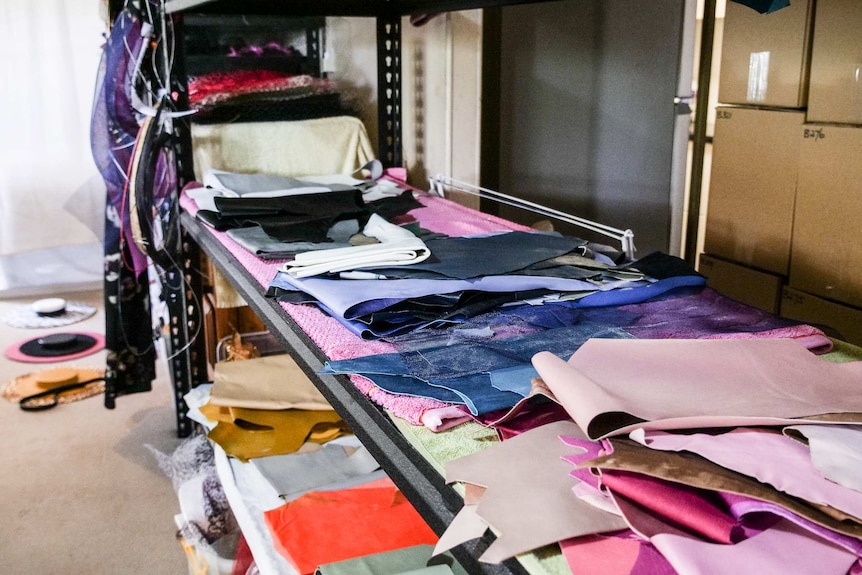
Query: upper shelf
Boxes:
[{"xmin": 164, "ymin": 0, "xmax": 558, "ymax": 16}]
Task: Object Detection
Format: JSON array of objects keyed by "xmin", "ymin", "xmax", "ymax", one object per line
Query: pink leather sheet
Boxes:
[{"xmin": 532, "ymin": 338, "xmax": 862, "ymax": 440}]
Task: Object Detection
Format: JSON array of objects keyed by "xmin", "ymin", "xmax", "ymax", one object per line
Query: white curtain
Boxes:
[{"xmin": 0, "ymin": 1, "xmax": 108, "ymax": 296}]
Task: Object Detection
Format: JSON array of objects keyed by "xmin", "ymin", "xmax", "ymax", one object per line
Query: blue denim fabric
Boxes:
[
  {"xmin": 322, "ymin": 323, "xmax": 633, "ymax": 414},
  {"xmin": 570, "ymin": 275, "xmax": 706, "ymax": 308}
]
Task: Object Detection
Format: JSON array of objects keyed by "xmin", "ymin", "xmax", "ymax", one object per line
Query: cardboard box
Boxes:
[
  {"xmin": 806, "ymin": 0, "xmax": 862, "ymax": 125},
  {"xmin": 698, "ymin": 253, "xmax": 784, "ymax": 314},
  {"xmin": 704, "ymin": 106, "xmax": 804, "ymax": 275},
  {"xmin": 789, "ymin": 124, "xmax": 862, "ymax": 308},
  {"xmin": 717, "ymin": 0, "xmax": 814, "ymax": 108},
  {"xmin": 780, "ymin": 286, "xmax": 862, "ymax": 348}
]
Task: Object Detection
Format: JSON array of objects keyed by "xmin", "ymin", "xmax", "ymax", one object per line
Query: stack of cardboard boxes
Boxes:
[{"xmin": 701, "ymin": 0, "xmax": 862, "ymax": 345}]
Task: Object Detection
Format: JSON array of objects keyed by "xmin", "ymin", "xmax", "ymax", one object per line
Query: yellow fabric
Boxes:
[
  {"xmin": 201, "ymin": 402, "xmax": 349, "ymax": 462},
  {"xmin": 191, "ymin": 115, "xmax": 375, "ymax": 181},
  {"xmin": 209, "ymin": 354, "xmax": 332, "ymax": 411}
]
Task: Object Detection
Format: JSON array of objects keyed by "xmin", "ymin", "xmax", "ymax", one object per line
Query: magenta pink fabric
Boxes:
[
  {"xmin": 635, "ymin": 428, "xmax": 862, "ymax": 523},
  {"xmin": 599, "ymin": 470, "xmax": 742, "ymax": 544}
]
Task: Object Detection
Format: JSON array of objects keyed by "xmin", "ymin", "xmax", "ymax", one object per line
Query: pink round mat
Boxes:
[{"xmin": 4, "ymin": 332, "xmax": 106, "ymax": 364}]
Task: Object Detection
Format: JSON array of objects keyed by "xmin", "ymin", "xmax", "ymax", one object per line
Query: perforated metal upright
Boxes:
[
  {"xmin": 376, "ymin": 12, "xmax": 403, "ymax": 169},
  {"xmin": 162, "ymin": 8, "xmax": 208, "ymax": 438}
]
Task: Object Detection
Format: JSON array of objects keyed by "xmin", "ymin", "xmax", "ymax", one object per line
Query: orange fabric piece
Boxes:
[{"xmin": 263, "ymin": 478, "xmax": 438, "ymax": 574}]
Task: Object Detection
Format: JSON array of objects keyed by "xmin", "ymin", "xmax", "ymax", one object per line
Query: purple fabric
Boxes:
[
  {"xmin": 90, "ymin": 5, "xmax": 160, "ymax": 403},
  {"xmin": 477, "ymin": 401, "xmax": 572, "ymax": 440},
  {"xmin": 651, "ymin": 518, "xmax": 858, "ymax": 575},
  {"xmin": 560, "ymin": 435, "xmax": 607, "ymax": 488},
  {"xmin": 619, "ymin": 286, "xmax": 832, "ymax": 353},
  {"xmin": 721, "ymin": 492, "xmax": 862, "ymax": 556}
]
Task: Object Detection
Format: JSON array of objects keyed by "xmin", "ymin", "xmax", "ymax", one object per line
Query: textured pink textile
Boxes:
[{"xmin": 181, "ymin": 185, "xmax": 526, "ymax": 424}]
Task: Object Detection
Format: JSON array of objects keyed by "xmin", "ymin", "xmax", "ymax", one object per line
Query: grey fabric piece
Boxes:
[
  {"xmin": 250, "ymin": 441, "xmax": 383, "ymax": 501},
  {"xmin": 226, "ymin": 218, "xmax": 362, "ymax": 259},
  {"xmin": 205, "ymin": 170, "xmax": 353, "ymax": 196},
  {"xmin": 315, "ymin": 544, "xmax": 465, "ymax": 575}
]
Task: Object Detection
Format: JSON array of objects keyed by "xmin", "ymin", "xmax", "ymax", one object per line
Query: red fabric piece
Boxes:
[
  {"xmin": 187, "ymin": 70, "xmax": 334, "ymax": 107},
  {"xmin": 263, "ymin": 479, "xmax": 438, "ymax": 574},
  {"xmin": 601, "ymin": 470, "xmax": 740, "ymax": 544},
  {"xmin": 231, "ymin": 532, "xmax": 254, "ymax": 575}
]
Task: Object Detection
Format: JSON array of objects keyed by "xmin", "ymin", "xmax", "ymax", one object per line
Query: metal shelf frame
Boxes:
[{"xmin": 180, "ymin": 212, "xmax": 527, "ymax": 575}]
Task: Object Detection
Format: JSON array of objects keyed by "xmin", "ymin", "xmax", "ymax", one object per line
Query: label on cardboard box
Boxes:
[
  {"xmin": 704, "ymin": 107, "xmax": 803, "ymax": 276},
  {"xmin": 781, "ymin": 287, "xmax": 862, "ymax": 347}
]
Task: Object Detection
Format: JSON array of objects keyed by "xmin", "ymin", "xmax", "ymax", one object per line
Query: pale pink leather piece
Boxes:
[{"xmin": 532, "ymin": 338, "xmax": 862, "ymax": 439}]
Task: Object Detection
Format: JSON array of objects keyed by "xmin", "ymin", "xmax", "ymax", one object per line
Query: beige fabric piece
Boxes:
[
  {"xmin": 209, "ymin": 354, "xmax": 331, "ymax": 411},
  {"xmin": 532, "ymin": 338, "xmax": 862, "ymax": 440},
  {"xmin": 191, "ymin": 116, "xmax": 374, "ymax": 181},
  {"xmin": 439, "ymin": 420, "xmax": 627, "ymax": 564}
]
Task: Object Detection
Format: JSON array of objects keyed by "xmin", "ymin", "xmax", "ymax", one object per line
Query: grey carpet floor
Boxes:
[{"xmin": 0, "ymin": 288, "xmax": 189, "ymax": 574}]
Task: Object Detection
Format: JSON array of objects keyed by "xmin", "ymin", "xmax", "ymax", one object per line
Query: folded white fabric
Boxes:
[{"xmin": 282, "ymin": 213, "xmax": 431, "ymax": 278}]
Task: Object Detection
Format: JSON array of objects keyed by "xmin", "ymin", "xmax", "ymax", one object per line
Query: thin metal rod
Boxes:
[{"xmin": 430, "ymin": 174, "xmax": 636, "ymax": 260}]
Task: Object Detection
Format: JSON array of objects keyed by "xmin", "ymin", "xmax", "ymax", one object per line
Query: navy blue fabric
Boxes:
[{"xmin": 365, "ymin": 231, "xmax": 590, "ymax": 279}]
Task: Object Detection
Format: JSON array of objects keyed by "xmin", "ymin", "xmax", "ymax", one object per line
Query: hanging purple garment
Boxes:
[{"xmin": 90, "ymin": 5, "xmax": 158, "ymax": 405}]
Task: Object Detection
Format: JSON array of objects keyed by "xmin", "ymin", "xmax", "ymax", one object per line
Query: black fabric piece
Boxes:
[
  {"xmin": 199, "ymin": 189, "xmax": 424, "ymax": 244},
  {"xmin": 208, "ymin": 189, "xmax": 368, "ymax": 242},
  {"xmin": 252, "ymin": 213, "xmax": 369, "ymax": 244},
  {"xmin": 363, "ymin": 289, "xmax": 557, "ymax": 331},
  {"xmin": 191, "ymin": 93, "xmax": 354, "ymax": 124},
  {"xmin": 621, "ymin": 251, "xmax": 703, "ymax": 280},
  {"xmin": 365, "ymin": 190, "xmax": 424, "ymax": 221},
  {"xmin": 104, "ymin": 241, "xmax": 156, "ymax": 408},
  {"xmin": 358, "ymin": 231, "xmax": 589, "ymax": 280},
  {"xmin": 212, "ymin": 189, "xmax": 364, "ymax": 218}
]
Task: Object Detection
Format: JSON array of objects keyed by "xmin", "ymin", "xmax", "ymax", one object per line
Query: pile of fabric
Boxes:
[
  {"xmin": 187, "ymin": 349, "xmax": 443, "ymax": 574},
  {"xmin": 188, "ymin": 69, "xmax": 352, "ymax": 124},
  {"xmin": 428, "ymin": 339, "xmax": 862, "ymax": 574}
]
